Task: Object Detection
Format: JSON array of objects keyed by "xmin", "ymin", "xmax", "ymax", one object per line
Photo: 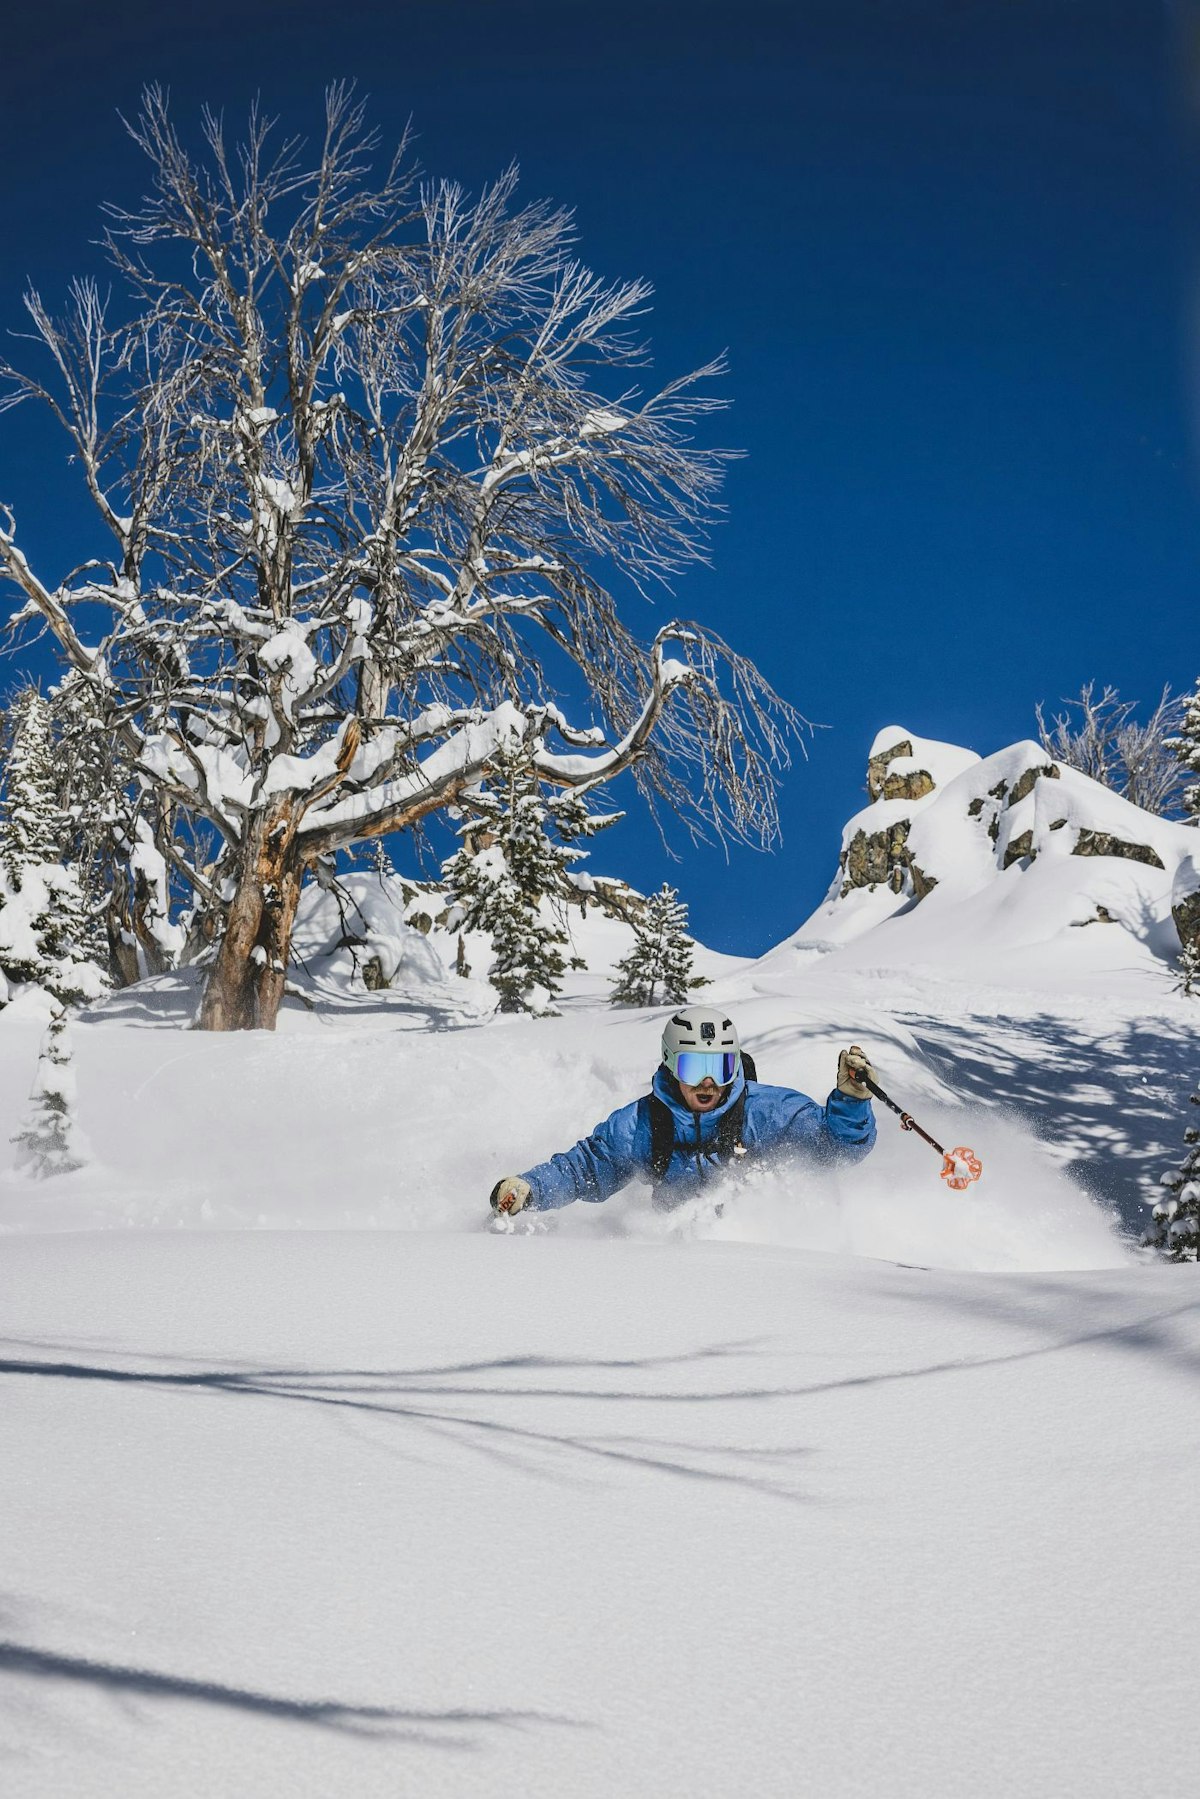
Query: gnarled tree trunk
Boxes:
[
  {"xmin": 106, "ymin": 867, "xmax": 176, "ymax": 988},
  {"xmin": 199, "ymin": 796, "xmax": 306, "ymax": 1031}
]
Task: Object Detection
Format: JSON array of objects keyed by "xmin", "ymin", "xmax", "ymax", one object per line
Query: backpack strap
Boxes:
[
  {"xmin": 716, "ymin": 1087, "xmax": 749, "ymax": 1162},
  {"xmin": 644, "ymin": 1093, "xmax": 676, "ymax": 1181}
]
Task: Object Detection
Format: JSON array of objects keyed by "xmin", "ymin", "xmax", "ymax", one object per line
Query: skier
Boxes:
[{"xmin": 490, "ymin": 1004, "xmax": 877, "ymax": 1214}]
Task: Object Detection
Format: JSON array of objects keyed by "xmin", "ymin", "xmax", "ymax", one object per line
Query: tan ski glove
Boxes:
[
  {"xmin": 837, "ymin": 1046, "xmax": 876, "ymax": 1099},
  {"xmin": 490, "ymin": 1176, "xmax": 533, "ymax": 1215}
]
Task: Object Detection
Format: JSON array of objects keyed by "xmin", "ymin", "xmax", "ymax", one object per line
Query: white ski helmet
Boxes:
[{"xmin": 661, "ymin": 1005, "xmax": 741, "ymax": 1087}]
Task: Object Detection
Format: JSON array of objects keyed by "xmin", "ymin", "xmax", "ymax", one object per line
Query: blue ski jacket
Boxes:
[{"xmin": 522, "ymin": 1066, "xmax": 876, "ymax": 1210}]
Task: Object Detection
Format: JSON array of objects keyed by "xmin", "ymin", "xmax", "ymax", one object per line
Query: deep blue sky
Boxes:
[{"xmin": 3, "ymin": 0, "xmax": 1198, "ymax": 954}]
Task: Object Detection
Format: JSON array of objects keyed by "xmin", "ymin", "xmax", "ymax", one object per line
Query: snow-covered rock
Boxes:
[{"xmin": 782, "ymin": 725, "xmax": 1198, "ymax": 991}]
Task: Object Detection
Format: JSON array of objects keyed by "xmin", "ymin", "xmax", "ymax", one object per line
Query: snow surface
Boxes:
[
  {"xmin": 2, "ymin": 1235, "xmax": 1197, "ymax": 1798},
  {"xmin": 2, "ymin": 731, "xmax": 1199, "ymax": 1794}
]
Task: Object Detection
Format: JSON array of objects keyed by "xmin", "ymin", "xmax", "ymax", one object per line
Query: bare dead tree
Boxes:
[
  {"xmin": 1, "ymin": 87, "xmax": 802, "ymax": 1030},
  {"xmin": 1035, "ymin": 681, "xmax": 1186, "ymax": 816}
]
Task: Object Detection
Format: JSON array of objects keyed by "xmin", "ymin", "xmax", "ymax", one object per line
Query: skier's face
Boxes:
[{"xmin": 678, "ymin": 1076, "xmax": 727, "ymax": 1114}]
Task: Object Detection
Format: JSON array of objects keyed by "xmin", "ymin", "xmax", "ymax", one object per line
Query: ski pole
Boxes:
[{"xmin": 861, "ymin": 1076, "xmax": 982, "ymax": 1192}]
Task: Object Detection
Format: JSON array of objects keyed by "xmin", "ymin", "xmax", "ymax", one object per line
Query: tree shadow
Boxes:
[
  {"xmin": 5, "ymin": 1284, "xmax": 1199, "ymax": 1512},
  {"xmin": 0, "ymin": 1341, "xmax": 819, "ymax": 1505},
  {"xmin": 870, "ymin": 1267, "xmax": 1200, "ymax": 1381},
  {"xmin": 744, "ymin": 1003, "xmax": 1196, "ymax": 1235},
  {"xmin": 78, "ymin": 966, "xmax": 482, "ymax": 1033},
  {"xmin": 893, "ymin": 1006, "xmax": 1196, "ymax": 1231},
  {"xmin": 0, "ymin": 1642, "xmax": 572, "ymax": 1749}
]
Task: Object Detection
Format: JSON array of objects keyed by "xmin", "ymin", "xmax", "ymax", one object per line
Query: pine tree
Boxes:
[
  {"xmin": 51, "ymin": 671, "xmax": 138, "ymax": 968},
  {"xmin": 2, "ymin": 688, "xmax": 66, "ymax": 876},
  {"xmin": 11, "ymin": 1007, "xmax": 88, "ymax": 1178},
  {"xmin": 1143, "ymin": 1092, "xmax": 1200, "ymax": 1261},
  {"xmin": 610, "ymin": 884, "xmax": 698, "ymax": 1007},
  {"xmin": 0, "ymin": 689, "xmax": 104, "ymax": 1006},
  {"xmin": 1170, "ymin": 675, "xmax": 1200, "ymax": 821},
  {"xmin": 442, "ymin": 742, "xmax": 580, "ymax": 1014}
]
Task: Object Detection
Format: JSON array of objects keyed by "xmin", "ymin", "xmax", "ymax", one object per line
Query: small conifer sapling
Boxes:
[
  {"xmin": 11, "ymin": 1007, "xmax": 88, "ymax": 1178},
  {"xmin": 611, "ymin": 884, "xmax": 699, "ymax": 1007},
  {"xmin": 1144, "ymin": 1092, "xmax": 1200, "ymax": 1262}
]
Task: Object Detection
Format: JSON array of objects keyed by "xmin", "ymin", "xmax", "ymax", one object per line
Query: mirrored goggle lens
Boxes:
[{"xmin": 673, "ymin": 1051, "xmax": 739, "ymax": 1087}]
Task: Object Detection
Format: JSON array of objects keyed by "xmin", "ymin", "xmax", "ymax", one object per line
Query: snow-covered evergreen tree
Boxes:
[
  {"xmin": 610, "ymin": 884, "xmax": 698, "ymax": 1006},
  {"xmin": 11, "ymin": 1007, "xmax": 87, "ymax": 1178},
  {"xmin": 2, "ymin": 687, "xmax": 66, "ymax": 875},
  {"xmin": 0, "ymin": 689, "xmax": 105, "ymax": 1006},
  {"xmin": 1144, "ymin": 1092, "xmax": 1200, "ymax": 1261},
  {"xmin": 51, "ymin": 671, "xmax": 143, "ymax": 973},
  {"xmin": 442, "ymin": 741, "xmax": 583, "ymax": 1014},
  {"xmin": 1171, "ymin": 676, "xmax": 1200, "ymax": 821}
]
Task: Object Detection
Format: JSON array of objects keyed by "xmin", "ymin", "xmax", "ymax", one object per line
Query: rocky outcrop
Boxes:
[
  {"xmin": 838, "ymin": 733, "xmax": 1150, "ymax": 906},
  {"xmin": 1173, "ymin": 886, "xmax": 1200, "ymax": 956},
  {"xmin": 866, "ymin": 739, "xmax": 935, "ymax": 803},
  {"xmin": 1071, "ymin": 830, "xmax": 1164, "ymax": 871},
  {"xmin": 840, "ymin": 821, "xmax": 911, "ymax": 896},
  {"xmin": 1008, "ymin": 762, "xmax": 1059, "ymax": 806},
  {"xmin": 1003, "ymin": 830, "xmax": 1035, "ymax": 870},
  {"xmin": 882, "ymin": 766, "xmax": 936, "ymax": 803}
]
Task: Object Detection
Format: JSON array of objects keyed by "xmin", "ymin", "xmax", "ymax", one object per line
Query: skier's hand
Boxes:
[
  {"xmin": 837, "ymin": 1046, "xmax": 876, "ymax": 1099},
  {"xmin": 490, "ymin": 1176, "xmax": 533, "ymax": 1215}
]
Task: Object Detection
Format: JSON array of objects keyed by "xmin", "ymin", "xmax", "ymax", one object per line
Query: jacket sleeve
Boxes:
[
  {"xmin": 521, "ymin": 1099, "xmax": 648, "ymax": 1210},
  {"xmin": 754, "ymin": 1085, "xmax": 876, "ymax": 1163}
]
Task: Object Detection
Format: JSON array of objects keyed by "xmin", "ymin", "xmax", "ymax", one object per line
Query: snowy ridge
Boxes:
[{"xmin": 781, "ymin": 725, "xmax": 1198, "ymax": 991}]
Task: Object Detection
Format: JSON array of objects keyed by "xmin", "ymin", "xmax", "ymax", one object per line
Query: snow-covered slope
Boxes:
[
  {"xmin": 3, "ymin": 1233, "xmax": 1198, "ymax": 1799},
  {"xmin": 2, "ymin": 727, "xmax": 1199, "ymax": 1798}
]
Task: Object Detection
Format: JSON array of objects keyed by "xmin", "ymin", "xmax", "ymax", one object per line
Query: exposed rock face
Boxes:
[
  {"xmin": 866, "ymin": 738, "xmax": 914, "ymax": 801},
  {"xmin": 1071, "ymin": 830, "xmax": 1165, "ymax": 871},
  {"xmin": 841, "ymin": 736, "xmax": 943, "ymax": 897},
  {"xmin": 1173, "ymin": 887, "xmax": 1200, "ymax": 957},
  {"xmin": 806, "ymin": 727, "xmax": 1197, "ymax": 980},
  {"xmin": 840, "ymin": 821, "xmax": 911, "ymax": 896},
  {"xmin": 1008, "ymin": 763, "xmax": 1059, "ymax": 807},
  {"xmin": 866, "ymin": 738, "xmax": 936, "ymax": 803},
  {"xmin": 882, "ymin": 767, "xmax": 936, "ymax": 803},
  {"xmin": 1003, "ymin": 830, "xmax": 1035, "ymax": 870}
]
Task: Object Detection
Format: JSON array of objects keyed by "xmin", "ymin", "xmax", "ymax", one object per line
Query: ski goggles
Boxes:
[{"xmin": 667, "ymin": 1050, "xmax": 740, "ymax": 1087}]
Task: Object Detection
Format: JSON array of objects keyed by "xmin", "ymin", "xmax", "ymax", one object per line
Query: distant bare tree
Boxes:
[
  {"xmin": 1035, "ymin": 682, "xmax": 1186, "ymax": 816},
  {"xmin": 1, "ymin": 87, "xmax": 802, "ymax": 1032}
]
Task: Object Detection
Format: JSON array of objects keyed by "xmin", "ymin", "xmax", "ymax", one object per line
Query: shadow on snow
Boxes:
[{"xmin": 0, "ymin": 1640, "xmax": 575, "ymax": 1748}]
